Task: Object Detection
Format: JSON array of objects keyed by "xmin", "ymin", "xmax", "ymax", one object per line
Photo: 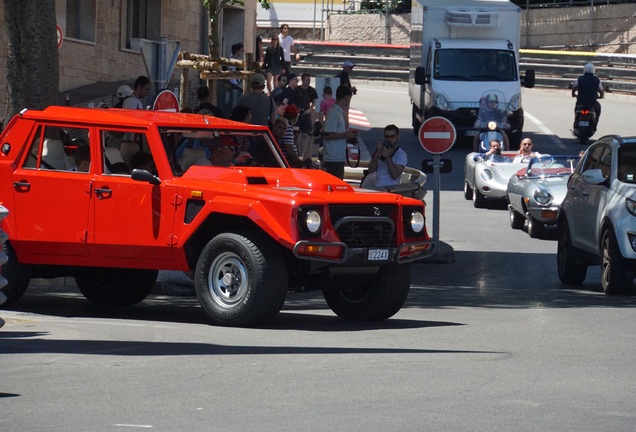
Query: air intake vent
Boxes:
[{"xmin": 445, "ymin": 9, "xmax": 498, "ymax": 28}]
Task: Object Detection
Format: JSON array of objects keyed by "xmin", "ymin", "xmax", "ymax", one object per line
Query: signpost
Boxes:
[{"xmin": 418, "ymin": 117, "xmax": 456, "ymax": 259}]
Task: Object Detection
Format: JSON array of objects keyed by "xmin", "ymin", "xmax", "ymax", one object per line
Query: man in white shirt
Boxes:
[
  {"xmin": 122, "ymin": 76, "xmax": 151, "ymax": 110},
  {"xmin": 278, "ymin": 24, "xmax": 299, "ymax": 77}
]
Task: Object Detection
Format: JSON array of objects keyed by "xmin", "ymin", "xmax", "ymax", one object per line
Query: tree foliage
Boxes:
[{"xmin": 3, "ymin": 0, "xmax": 59, "ymax": 126}]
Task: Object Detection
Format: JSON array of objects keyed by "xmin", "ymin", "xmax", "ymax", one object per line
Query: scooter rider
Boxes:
[
  {"xmin": 571, "ymin": 62, "xmax": 604, "ymax": 127},
  {"xmin": 473, "ymin": 93, "xmax": 510, "ymax": 151}
]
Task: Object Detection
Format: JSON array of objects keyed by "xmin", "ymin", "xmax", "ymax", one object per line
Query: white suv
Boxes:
[{"xmin": 557, "ymin": 135, "xmax": 636, "ymax": 295}]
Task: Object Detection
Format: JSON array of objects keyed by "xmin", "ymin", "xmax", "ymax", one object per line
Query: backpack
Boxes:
[{"xmin": 113, "ymin": 95, "xmax": 131, "ymax": 109}]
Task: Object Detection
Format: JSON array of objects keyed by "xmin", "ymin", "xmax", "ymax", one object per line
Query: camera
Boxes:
[{"xmin": 383, "ymin": 140, "xmax": 391, "ymax": 148}]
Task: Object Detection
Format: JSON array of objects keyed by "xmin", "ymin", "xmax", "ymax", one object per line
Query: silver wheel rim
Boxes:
[
  {"xmin": 208, "ymin": 251, "xmax": 249, "ymax": 308},
  {"xmin": 601, "ymin": 234, "xmax": 611, "ymax": 287}
]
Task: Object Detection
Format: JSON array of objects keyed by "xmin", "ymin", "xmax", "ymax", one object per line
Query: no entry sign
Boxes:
[
  {"xmin": 418, "ymin": 117, "xmax": 456, "ymax": 154},
  {"xmin": 153, "ymin": 89, "xmax": 179, "ymax": 112}
]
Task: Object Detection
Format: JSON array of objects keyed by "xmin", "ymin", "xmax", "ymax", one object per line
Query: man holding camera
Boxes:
[{"xmin": 367, "ymin": 124, "xmax": 407, "ymax": 189}]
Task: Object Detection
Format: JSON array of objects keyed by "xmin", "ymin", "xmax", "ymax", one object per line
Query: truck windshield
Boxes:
[
  {"xmin": 434, "ymin": 49, "xmax": 517, "ymax": 82},
  {"xmin": 159, "ymin": 128, "xmax": 287, "ymax": 175}
]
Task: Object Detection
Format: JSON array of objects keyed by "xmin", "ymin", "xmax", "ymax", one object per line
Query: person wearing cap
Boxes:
[
  {"xmin": 336, "ymin": 61, "xmax": 357, "ymax": 95},
  {"xmin": 235, "ymin": 73, "xmax": 276, "ymax": 126},
  {"xmin": 278, "ymin": 24, "xmax": 300, "ymax": 77},
  {"xmin": 123, "ymin": 76, "xmax": 151, "ymax": 110},
  {"xmin": 572, "ymin": 62, "xmax": 604, "ymax": 127},
  {"xmin": 115, "ymin": 85, "xmax": 133, "ymax": 107}
]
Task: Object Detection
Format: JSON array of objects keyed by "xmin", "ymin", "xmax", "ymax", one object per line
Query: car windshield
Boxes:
[
  {"xmin": 158, "ymin": 128, "xmax": 287, "ymax": 176},
  {"xmin": 434, "ymin": 49, "xmax": 517, "ymax": 82},
  {"xmin": 527, "ymin": 156, "xmax": 580, "ymax": 178}
]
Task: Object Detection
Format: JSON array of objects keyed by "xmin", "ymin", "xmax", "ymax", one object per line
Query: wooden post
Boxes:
[{"xmin": 179, "ymin": 67, "xmax": 190, "ymax": 111}]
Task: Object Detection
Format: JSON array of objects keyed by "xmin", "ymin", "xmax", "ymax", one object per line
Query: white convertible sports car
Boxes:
[{"xmin": 464, "ymin": 151, "xmax": 527, "ymax": 208}]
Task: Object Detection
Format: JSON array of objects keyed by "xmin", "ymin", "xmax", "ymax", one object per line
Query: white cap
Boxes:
[
  {"xmin": 584, "ymin": 63, "xmax": 595, "ymax": 74},
  {"xmin": 116, "ymin": 85, "xmax": 133, "ymax": 98}
]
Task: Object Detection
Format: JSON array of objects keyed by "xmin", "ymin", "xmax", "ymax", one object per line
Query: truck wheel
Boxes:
[
  {"xmin": 0, "ymin": 243, "xmax": 31, "ymax": 307},
  {"xmin": 412, "ymin": 104, "xmax": 422, "ymax": 136},
  {"xmin": 323, "ymin": 263, "xmax": 410, "ymax": 321},
  {"xmin": 557, "ymin": 220, "xmax": 587, "ymax": 285},
  {"xmin": 473, "ymin": 187, "xmax": 485, "ymax": 208},
  {"xmin": 527, "ymin": 215, "xmax": 543, "ymax": 238},
  {"xmin": 601, "ymin": 229, "xmax": 633, "ymax": 295},
  {"xmin": 195, "ymin": 231, "xmax": 287, "ymax": 327},
  {"xmin": 75, "ymin": 269, "xmax": 158, "ymax": 306}
]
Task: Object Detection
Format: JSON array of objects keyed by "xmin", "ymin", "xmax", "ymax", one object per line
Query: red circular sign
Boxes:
[
  {"xmin": 153, "ymin": 90, "xmax": 179, "ymax": 112},
  {"xmin": 56, "ymin": 24, "xmax": 63, "ymax": 49},
  {"xmin": 418, "ymin": 117, "xmax": 456, "ymax": 154}
]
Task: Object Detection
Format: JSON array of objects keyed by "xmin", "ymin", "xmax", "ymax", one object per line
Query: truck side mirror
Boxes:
[
  {"xmin": 522, "ymin": 69, "xmax": 535, "ymax": 89},
  {"xmin": 415, "ymin": 67, "xmax": 428, "ymax": 85},
  {"xmin": 132, "ymin": 168, "xmax": 161, "ymax": 185}
]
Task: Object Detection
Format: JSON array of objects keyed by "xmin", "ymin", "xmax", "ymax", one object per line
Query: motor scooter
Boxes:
[
  {"xmin": 572, "ymin": 104, "xmax": 597, "ymax": 145},
  {"xmin": 473, "ymin": 121, "xmax": 509, "ymax": 153}
]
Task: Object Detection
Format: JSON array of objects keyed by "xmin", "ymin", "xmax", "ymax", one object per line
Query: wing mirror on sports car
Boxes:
[{"xmin": 131, "ymin": 168, "xmax": 161, "ymax": 185}]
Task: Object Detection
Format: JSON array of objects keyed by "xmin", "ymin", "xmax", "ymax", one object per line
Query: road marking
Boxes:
[
  {"xmin": 113, "ymin": 424, "xmax": 153, "ymax": 428},
  {"xmin": 525, "ymin": 111, "xmax": 564, "ymax": 148}
]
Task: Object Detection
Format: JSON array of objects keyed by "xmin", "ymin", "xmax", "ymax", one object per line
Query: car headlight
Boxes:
[
  {"xmin": 480, "ymin": 169, "xmax": 493, "ymax": 182},
  {"xmin": 534, "ymin": 188, "xmax": 552, "ymax": 205},
  {"xmin": 410, "ymin": 211, "xmax": 425, "ymax": 233},
  {"xmin": 626, "ymin": 198, "xmax": 636, "ymax": 217},
  {"xmin": 305, "ymin": 210, "xmax": 322, "ymax": 234},
  {"xmin": 506, "ymin": 93, "xmax": 521, "ymax": 112},
  {"xmin": 433, "ymin": 92, "xmax": 451, "ymax": 111}
]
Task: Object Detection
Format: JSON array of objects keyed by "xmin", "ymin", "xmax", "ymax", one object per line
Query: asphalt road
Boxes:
[{"xmin": 2, "ymin": 84, "xmax": 636, "ymax": 431}]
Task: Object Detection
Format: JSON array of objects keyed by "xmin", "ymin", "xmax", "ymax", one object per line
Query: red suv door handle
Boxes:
[
  {"xmin": 13, "ymin": 181, "xmax": 30, "ymax": 192},
  {"xmin": 95, "ymin": 187, "xmax": 112, "ymax": 200}
]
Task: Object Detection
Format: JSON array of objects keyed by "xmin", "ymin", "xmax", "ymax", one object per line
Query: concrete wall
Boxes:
[{"xmin": 325, "ymin": 4, "xmax": 636, "ymax": 54}]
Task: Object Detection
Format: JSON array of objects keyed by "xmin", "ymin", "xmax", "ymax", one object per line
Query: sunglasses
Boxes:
[
  {"xmin": 522, "ymin": 142, "xmax": 532, "ymax": 146},
  {"xmin": 384, "ymin": 134, "xmax": 397, "ymax": 139}
]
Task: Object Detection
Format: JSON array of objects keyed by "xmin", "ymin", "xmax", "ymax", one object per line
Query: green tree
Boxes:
[{"xmin": 3, "ymin": 0, "xmax": 59, "ymax": 126}]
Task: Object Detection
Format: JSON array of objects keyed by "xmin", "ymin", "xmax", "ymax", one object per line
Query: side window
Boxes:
[
  {"xmin": 128, "ymin": 134, "xmax": 157, "ymax": 175},
  {"xmin": 66, "ymin": 0, "xmax": 96, "ymax": 43},
  {"xmin": 580, "ymin": 145, "xmax": 604, "ymax": 173},
  {"xmin": 23, "ymin": 126, "xmax": 43, "ymax": 169},
  {"xmin": 35, "ymin": 126, "xmax": 90, "ymax": 172},
  {"xmin": 598, "ymin": 146, "xmax": 612, "ymax": 180},
  {"xmin": 124, "ymin": 0, "xmax": 161, "ymax": 51},
  {"xmin": 101, "ymin": 130, "xmax": 132, "ymax": 175}
]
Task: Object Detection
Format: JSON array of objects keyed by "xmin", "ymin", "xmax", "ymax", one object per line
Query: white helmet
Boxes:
[
  {"xmin": 583, "ymin": 63, "xmax": 595, "ymax": 74},
  {"xmin": 116, "ymin": 85, "xmax": 133, "ymax": 98}
]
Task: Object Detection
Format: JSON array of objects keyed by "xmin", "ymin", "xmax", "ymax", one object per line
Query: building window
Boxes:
[
  {"xmin": 66, "ymin": 0, "xmax": 96, "ymax": 43},
  {"xmin": 125, "ymin": 0, "xmax": 162, "ymax": 50}
]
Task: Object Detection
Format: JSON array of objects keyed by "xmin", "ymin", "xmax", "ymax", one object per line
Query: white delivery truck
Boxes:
[{"xmin": 409, "ymin": 0, "xmax": 534, "ymax": 147}]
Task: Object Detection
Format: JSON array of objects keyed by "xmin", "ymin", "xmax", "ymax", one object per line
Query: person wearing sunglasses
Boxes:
[
  {"xmin": 366, "ymin": 124, "xmax": 407, "ymax": 189},
  {"xmin": 513, "ymin": 138, "xmax": 541, "ymax": 163}
]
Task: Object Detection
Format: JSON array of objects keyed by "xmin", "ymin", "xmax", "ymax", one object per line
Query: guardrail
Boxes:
[
  {"xmin": 0, "ymin": 205, "xmax": 8, "ymax": 306},
  {"xmin": 296, "ymin": 41, "xmax": 636, "ymax": 94}
]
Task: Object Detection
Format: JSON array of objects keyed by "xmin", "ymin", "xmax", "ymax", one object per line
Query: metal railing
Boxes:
[{"xmin": 295, "ymin": 42, "xmax": 636, "ymax": 94}]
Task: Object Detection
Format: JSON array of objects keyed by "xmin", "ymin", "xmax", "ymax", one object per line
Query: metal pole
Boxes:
[{"xmin": 432, "ymin": 154, "xmax": 441, "ymax": 255}]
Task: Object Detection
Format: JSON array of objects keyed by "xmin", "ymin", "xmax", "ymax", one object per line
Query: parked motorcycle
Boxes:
[{"xmin": 572, "ymin": 104, "xmax": 597, "ymax": 145}]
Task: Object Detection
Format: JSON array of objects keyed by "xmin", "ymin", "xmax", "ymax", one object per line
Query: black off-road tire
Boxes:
[
  {"xmin": 75, "ymin": 268, "xmax": 158, "ymax": 306},
  {"xmin": 509, "ymin": 207, "xmax": 525, "ymax": 230},
  {"xmin": 557, "ymin": 220, "xmax": 587, "ymax": 285},
  {"xmin": 323, "ymin": 263, "xmax": 411, "ymax": 321},
  {"xmin": 0, "ymin": 243, "xmax": 31, "ymax": 307},
  {"xmin": 601, "ymin": 229, "xmax": 633, "ymax": 295},
  {"xmin": 195, "ymin": 231, "xmax": 287, "ymax": 327}
]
